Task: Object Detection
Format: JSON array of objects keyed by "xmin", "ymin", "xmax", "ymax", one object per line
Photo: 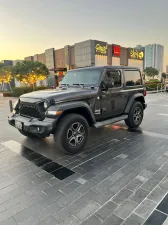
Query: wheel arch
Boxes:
[
  {"xmin": 134, "ymin": 96, "xmax": 145, "ymax": 105},
  {"xmin": 59, "ymin": 107, "xmax": 95, "ymax": 127},
  {"xmin": 49, "ymin": 101, "xmax": 96, "ymax": 131},
  {"xmin": 124, "ymin": 93, "xmax": 145, "ymax": 114}
]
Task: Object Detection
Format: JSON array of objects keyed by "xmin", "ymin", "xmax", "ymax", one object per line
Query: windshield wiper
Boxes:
[{"xmin": 72, "ymin": 83, "xmax": 84, "ymax": 88}]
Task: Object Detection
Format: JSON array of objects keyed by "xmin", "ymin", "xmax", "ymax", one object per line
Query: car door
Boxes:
[{"xmin": 100, "ymin": 69, "xmax": 127, "ymax": 119}]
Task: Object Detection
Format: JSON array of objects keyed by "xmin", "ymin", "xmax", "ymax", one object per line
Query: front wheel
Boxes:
[
  {"xmin": 54, "ymin": 114, "xmax": 89, "ymax": 154},
  {"xmin": 125, "ymin": 102, "xmax": 144, "ymax": 129}
]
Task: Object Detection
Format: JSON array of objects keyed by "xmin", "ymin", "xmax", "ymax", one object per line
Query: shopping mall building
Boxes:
[{"xmin": 24, "ymin": 39, "xmax": 145, "ymax": 87}]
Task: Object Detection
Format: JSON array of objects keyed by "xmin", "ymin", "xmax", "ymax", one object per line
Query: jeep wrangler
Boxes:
[{"xmin": 8, "ymin": 66, "xmax": 147, "ymax": 154}]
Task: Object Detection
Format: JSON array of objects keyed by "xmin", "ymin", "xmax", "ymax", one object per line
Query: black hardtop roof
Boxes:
[{"xmin": 70, "ymin": 66, "xmax": 140, "ymax": 71}]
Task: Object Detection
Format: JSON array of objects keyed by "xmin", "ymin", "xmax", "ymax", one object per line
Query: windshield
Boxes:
[{"xmin": 61, "ymin": 68, "xmax": 102, "ymax": 86}]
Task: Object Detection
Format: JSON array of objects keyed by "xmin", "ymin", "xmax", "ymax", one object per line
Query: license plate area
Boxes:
[{"xmin": 15, "ymin": 121, "xmax": 23, "ymax": 130}]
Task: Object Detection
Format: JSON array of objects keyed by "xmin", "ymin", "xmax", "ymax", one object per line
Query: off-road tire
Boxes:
[
  {"xmin": 125, "ymin": 101, "xmax": 143, "ymax": 129},
  {"xmin": 54, "ymin": 113, "xmax": 89, "ymax": 154}
]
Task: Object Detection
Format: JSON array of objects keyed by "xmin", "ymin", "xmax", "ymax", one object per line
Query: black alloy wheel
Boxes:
[
  {"xmin": 125, "ymin": 102, "xmax": 144, "ymax": 129},
  {"xmin": 54, "ymin": 113, "xmax": 89, "ymax": 154}
]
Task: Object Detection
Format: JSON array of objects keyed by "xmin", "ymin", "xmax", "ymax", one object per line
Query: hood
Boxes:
[{"xmin": 20, "ymin": 87, "xmax": 98, "ymax": 103}]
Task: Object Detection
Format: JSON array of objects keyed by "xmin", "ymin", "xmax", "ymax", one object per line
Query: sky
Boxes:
[{"xmin": 0, "ymin": 0, "xmax": 167, "ymax": 70}]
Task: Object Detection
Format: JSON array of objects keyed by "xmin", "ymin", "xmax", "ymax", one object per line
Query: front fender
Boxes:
[
  {"xmin": 47, "ymin": 101, "xmax": 96, "ymax": 123},
  {"xmin": 124, "ymin": 93, "xmax": 145, "ymax": 114}
]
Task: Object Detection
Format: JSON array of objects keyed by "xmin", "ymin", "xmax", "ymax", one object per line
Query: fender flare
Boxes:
[
  {"xmin": 47, "ymin": 101, "xmax": 96, "ymax": 123},
  {"xmin": 124, "ymin": 93, "xmax": 145, "ymax": 114}
]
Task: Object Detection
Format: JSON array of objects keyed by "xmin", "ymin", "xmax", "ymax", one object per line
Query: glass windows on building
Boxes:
[{"xmin": 145, "ymin": 45, "xmax": 153, "ymax": 68}]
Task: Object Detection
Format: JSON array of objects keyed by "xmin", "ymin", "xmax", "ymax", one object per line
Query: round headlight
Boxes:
[{"xmin": 44, "ymin": 102, "xmax": 48, "ymax": 109}]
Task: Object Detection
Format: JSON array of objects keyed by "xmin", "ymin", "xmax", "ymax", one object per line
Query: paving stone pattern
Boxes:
[
  {"xmin": 2, "ymin": 94, "xmax": 168, "ymax": 225},
  {"xmin": 0, "ymin": 130, "xmax": 168, "ymax": 225}
]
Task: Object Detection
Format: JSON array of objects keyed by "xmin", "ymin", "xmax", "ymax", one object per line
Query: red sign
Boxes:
[{"xmin": 113, "ymin": 45, "xmax": 120, "ymax": 57}]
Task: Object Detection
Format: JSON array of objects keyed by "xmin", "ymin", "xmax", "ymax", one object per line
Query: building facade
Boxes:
[
  {"xmin": 24, "ymin": 39, "xmax": 145, "ymax": 87},
  {"xmin": 144, "ymin": 44, "xmax": 164, "ymax": 73},
  {"xmin": 166, "ymin": 65, "xmax": 168, "ymax": 73},
  {"xmin": 0, "ymin": 60, "xmax": 13, "ymax": 66},
  {"xmin": 135, "ymin": 45, "xmax": 145, "ymax": 70}
]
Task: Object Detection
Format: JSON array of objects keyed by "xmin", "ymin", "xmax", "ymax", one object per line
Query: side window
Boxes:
[
  {"xmin": 105, "ymin": 70, "xmax": 121, "ymax": 88},
  {"xmin": 124, "ymin": 70, "xmax": 142, "ymax": 86}
]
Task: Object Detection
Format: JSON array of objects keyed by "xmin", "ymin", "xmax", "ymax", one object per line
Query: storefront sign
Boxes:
[
  {"xmin": 112, "ymin": 45, "xmax": 120, "ymax": 57},
  {"xmin": 128, "ymin": 48, "xmax": 144, "ymax": 60},
  {"xmin": 95, "ymin": 41, "xmax": 107, "ymax": 55}
]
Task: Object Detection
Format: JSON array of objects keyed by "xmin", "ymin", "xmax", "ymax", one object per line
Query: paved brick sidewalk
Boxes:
[{"xmin": 0, "ymin": 128, "xmax": 168, "ymax": 225}]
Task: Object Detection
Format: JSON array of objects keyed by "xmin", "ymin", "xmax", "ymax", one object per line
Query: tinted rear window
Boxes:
[{"xmin": 124, "ymin": 70, "xmax": 142, "ymax": 86}]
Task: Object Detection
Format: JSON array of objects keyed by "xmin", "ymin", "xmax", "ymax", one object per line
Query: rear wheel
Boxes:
[
  {"xmin": 54, "ymin": 113, "xmax": 89, "ymax": 154},
  {"xmin": 125, "ymin": 102, "xmax": 143, "ymax": 128}
]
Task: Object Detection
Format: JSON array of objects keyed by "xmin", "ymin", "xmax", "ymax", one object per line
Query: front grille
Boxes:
[{"xmin": 20, "ymin": 103, "xmax": 43, "ymax": 119}]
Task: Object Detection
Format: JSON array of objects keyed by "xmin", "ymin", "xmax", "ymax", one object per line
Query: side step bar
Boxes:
[{"xmin": 94, "ymin": 115, "xmax": 128, "ymax": 128}]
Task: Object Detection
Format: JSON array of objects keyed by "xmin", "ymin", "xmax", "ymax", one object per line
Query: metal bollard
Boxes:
[{"xmin": 9, "ymin": 100, "xmax": 13, "ymax": 112}]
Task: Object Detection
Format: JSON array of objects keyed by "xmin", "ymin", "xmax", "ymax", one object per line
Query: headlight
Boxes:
[{"xmin": 44, "ymin": 102, "xmax": 48, "ymax": 109}]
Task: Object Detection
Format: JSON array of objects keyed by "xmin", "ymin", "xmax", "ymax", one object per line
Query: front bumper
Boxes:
[{"xmin": 8, "ymin": 114, "xmax": 57, "ymax": 137}]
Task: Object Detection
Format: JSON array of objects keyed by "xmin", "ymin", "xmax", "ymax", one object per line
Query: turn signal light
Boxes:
[
  {"xmin": 56, "ymin": 111, "xmax": 63, "ymax": 115},
  {"xmin": 47, "ymin": 110, "xmax": 63, "ymax": 116}
]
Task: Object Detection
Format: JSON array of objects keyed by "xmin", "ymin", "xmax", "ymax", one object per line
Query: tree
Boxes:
[
  {"xmin": 12, "ymin": 61, "xmax": 49, "ymax": 89},
  {"xmin": 143, "ymin": 67, "xmax": 159, "ymax": 79},
  {"xmin": 161, "ymin": 73, "xmax": 166, "ymax": 79},
  {"xmin": 0, "ymin": 64, "xmax": 13, "ymax": 91}
]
